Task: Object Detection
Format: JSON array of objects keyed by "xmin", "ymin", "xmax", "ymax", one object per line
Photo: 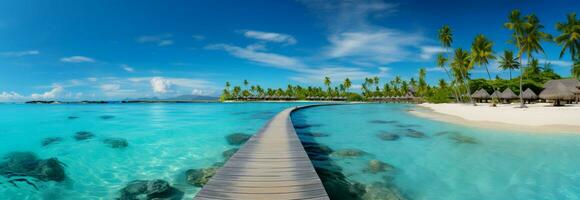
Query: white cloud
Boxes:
[
  {"xmin": 420, "ymin": 46, "xmax": 447, "ymax": 60},
  {"xmin": 0, "ymin": 91, "xmax": 25, "ymax": 102},
  {"xmin": 87, "ymin": 77, "xmax": 98, "ymax": 82},
  {"xmin": 121, "ymin": 64, "xmax": 135, "ymax": 72},
  {"xmin": 150, "ymin": 77, "xmax": 173, "ymax": 93},
  {"xmin": 60, "ymin": 56, "xmax": 95, "ymax": 63},
  {"xmin": 325, "ymin": 30, "xmax": 425, "ymax": 65},
  {"xmin": 100, "ymin": 84, "xmax": 121, "ymax": 92},
  {"xmin": 31, "ymin": 86, "xmax": 63, "ymax": 99},
  {"xmin": 521, "ymin": 59, "xmax": 573, "ymax": 67},
  {"xmin": 242, "ymin": 30, "xmax": 297, "ymax": 45},
  {"xmin": 158, "ymin": 40, "xmax": 173, "ymax": 46},
  {"xmin": 206, "ymin": 44, "xmax": 307, "ymax": 70},
  {"xmin": 300, "ymin": 0, "xmax": 427, "ymax": 66},
  {"xmin": 299, "ymin": 0, "xmax": 398, "ymax": 32},
  {"xmin": 426, "ymin": 67, "xmax": 444, "ymax": 72},
  {"xmin": 0, "ymin": 50, "xmax": 39, "ymax": 57},
  {"xmin": 137, "ymin": 34, "xmax": 174, "ymax": 46}
]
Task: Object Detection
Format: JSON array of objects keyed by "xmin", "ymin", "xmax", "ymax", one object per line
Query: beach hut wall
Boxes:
[{"xmin": 500, "ymin": 88, "xmax": 518, "ymax": 100}]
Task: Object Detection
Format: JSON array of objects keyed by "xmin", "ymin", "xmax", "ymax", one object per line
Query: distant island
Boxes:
[{"xmin": 25, "ymin": 95, "xmax": 219, "ymax": 104}]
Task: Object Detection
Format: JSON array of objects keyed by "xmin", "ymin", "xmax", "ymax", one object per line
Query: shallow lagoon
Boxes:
[
  {"xmin": 291, "ymin": 104, "xmax": 580, "ymax": 200},
  {"xmin": 2, "ymin": 103, "xmax": 580, "ymax": 199},
  {"xmin": 0, "ymin": 103, "xmax": 307, "ymax": 199}
]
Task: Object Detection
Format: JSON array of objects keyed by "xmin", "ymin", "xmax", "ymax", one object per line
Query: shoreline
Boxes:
[{"xmin": 409, "ymin": 103, "xmax": 580, "ymax": 134}]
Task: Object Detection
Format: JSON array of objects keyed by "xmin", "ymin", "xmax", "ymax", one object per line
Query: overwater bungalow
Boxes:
[{"xmin": 500, "ymin": 88, "xmax": 518, "ymax": 104}]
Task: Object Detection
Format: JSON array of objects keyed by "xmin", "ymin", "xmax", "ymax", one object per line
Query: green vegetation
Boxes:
[{"xmin": 220, "ymin": 11, "xmax": 578, "ymax": 103}]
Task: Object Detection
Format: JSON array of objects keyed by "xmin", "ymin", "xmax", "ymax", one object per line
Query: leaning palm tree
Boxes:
[
  {"xmin": 555, "ymin": 12, "xmax": 579, "ymax": 77},
  {"xmin": 518, "ymin": 14, "xmax": 552, "ymax": 107},
  {"xmin": 437, "ymin": 53, "xmax": 459, "ymax": 102},
  {"xmin": 470, "ymin": 34, "xmax": 497, "ymax": 105},
  {"xmin": 504, "ymin": 9, "xmax": 532, "ymax": 108},
  {"xmin": 438, "ymin": 25, "xmax": 460, "ymax": 101},
  {"xmin": 498, "ymin": 50, "xmax": 520, "ymax": 79},
  {"xmin": 452, "ymin": 48, "xmax": 475, "ymax": 105}
]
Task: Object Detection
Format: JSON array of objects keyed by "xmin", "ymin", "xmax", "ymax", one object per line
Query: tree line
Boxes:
[{"xmin": 221, "ymin": 10, "xmax": 578, "ymax": 103}]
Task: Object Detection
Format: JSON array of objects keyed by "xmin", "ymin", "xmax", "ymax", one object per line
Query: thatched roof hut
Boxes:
[
  {"xmin": 471, "ymin": 89, "xmax": 490, "ymax": 99},
  {"xmin": 521, "ymin": 88, "xmax": 538, "ymax": 100},
  {"xmin": 490, "ymin": 91, "xmax": 502, "ymax": 99},
  {"xmin": 500, "ymin": 88, "xmax": 518, "ymax": 100},
  {"xmin": 544, "ymin": 79, "xmax": 580, "ymax": 90},
  {"xmin": 540, "ymin": 82, "xmax": 576, "ymax": 100}
]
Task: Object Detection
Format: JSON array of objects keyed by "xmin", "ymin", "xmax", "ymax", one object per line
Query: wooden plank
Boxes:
[{"xmin": 194, "ymin": 105, "xmax": 331, "ymax": 200}]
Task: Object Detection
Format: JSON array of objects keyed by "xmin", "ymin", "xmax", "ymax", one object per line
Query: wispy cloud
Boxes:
[
  {"xmin": 325, "ymin": 30, "xmax": 425, "ymax": 65},
  {"xmin": 420, "ymin": 46, "xmax": 446, "ymax": 60},
  {"xmin": 192, "ymin": 35, "xmax": 205, "ymax": 40},
  {"xmin": 242, "ymin": 30, "xmax": 297, "ymax": 45},
  {"xmin": 522, "ymin": 59, "xmax": 573, "ymax": 67},
  {"xmin": 100, "ymin": 84, "xmax": 121, "ymax": 92},
  {"xmin": 136, "ymin": 34, "xmax": 174, "ymax": 46},
  {"xmin": 60, "ymin": 56, "xmax": 95, "ymax": 63},
  {"xmin": 0, "ymin": 50, "xmax": 40, "ymax": 57},
  {"xmin": 121, "ymin": 64, "xmax": 135, "ymax": 72},
  {"xmin": 300, "ymin": 0, "xmax": 426, "ymax": 66},
  {"xmin": 0, "ymin": 91, "xmax": 25, "ymax": 102},
  {"xmin": 206, "ymin": 44, "xmax": 307, "ymax": 70}
]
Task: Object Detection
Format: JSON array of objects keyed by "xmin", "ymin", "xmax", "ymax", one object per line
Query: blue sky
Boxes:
[{"xmin": 0, "ymin": 0, "xmax": 578, "ymax": 101}]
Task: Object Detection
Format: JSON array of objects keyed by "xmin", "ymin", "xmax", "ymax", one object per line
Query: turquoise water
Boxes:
[
  {"xmin": 0, "ymin": 103, "xmax": 308, "ymax": 199},
  {"xmin": 2, "ymin": 103, "xmax": 580, "ymax": 200},
  {"xmin": 291, "ymin": 104, "xmax": 580, "ymax": 200}
]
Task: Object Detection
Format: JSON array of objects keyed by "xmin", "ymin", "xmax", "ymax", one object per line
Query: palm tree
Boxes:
[
  {"xmin": 418, "ymin": 68, "xmax": 427, "ymax": 96},
  {"xmin": 373, "ymin": 77, "xmax": 380, "ymax": 88},
  {"xmin": 324, "ymin": 77, "xmax": 331, "ymax": 96},
  {"xmin": 470, "ymin": 34, "xmax": 497, "ymax": 105},
  {"xmin": 438, "ymin": 25, "xmax": 453, "ymax": 49},
  {"xmin": 343, "ymin": 78, "xmax": 352, "ymax": 93},
  {"xmin": 518, "ymin": 14, "xmax": 552, "ymax": 107},
  {"xmin": 437, "ymin": 53, "xmax": 459, "ymax": 102},
  {"xmin": 438, "ymin": 79, "xmax": 448, "ymax": 89},
  {"xmin": 555, "ymin": 12, "xmax": 579, "ymax": 77},
  {"xmin": 452, "ymin": 48, "xmax": 475, "ymax": 105},
  {"xmin": 504, "ymin": 9, "xmax": 531, "ymax": 108},
  {"xmin": 243, "ymin": 79, "xmax": 249, "ymax": 91},
  {"xmin": 438, "ymin": 25, "xmax": 459, "ymax": 101},
  {"xmin": 498, "ymin": 50, "xmax": 520, "ymax": 79},
  {"xmin": 525, "ymin": 58, "xmax": 542, "ymax": 77}
]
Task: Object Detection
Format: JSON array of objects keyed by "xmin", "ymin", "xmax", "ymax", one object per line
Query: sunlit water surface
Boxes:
[
  {"xmin": 291, "ymin": 104, "xmax": 580, "ymax": 200},
  {"xmin": 0, "ymin": 103, "xmax": 308, "ymax": 199}
]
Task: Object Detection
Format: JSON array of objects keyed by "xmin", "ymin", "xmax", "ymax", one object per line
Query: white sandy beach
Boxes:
[{"xmin": 410, "ymin": 103, "xmax": 580, "ymax": 133}]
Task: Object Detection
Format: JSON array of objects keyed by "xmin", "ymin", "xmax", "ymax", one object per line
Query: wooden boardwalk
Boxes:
[{"xmin": 195, "ymin": 106, "xmax": 330, "ymax": 200}]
